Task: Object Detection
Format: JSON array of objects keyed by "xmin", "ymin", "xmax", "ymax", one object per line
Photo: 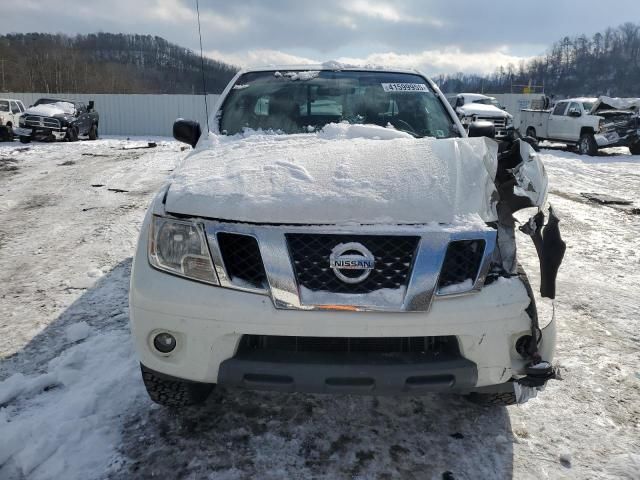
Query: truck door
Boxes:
[
  {"xmin": 548, "ymin": 101, "xmax": 568, "ymax": 140},
  {"xmin": 75, "ymin": 103, "xmax": 90, "ymax": 135},
  {"xmin": 564, "ymin": 102, "xmax": 583, "ymax": 141},
  {"xmin": 9, "ymin": 101, "xmax": 21, "ymax": 126}
]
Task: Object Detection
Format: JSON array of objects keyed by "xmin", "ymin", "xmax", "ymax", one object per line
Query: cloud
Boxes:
[
  {"xmin": 209, "ymin": 46, "xmax": 532, "ymax": 77},
  {"xmin": 2, "ymin": 0, "xmax": 640, "ymax": 76},
  {"xmin": 336, "ymin": 47, "xmax": 534, "ymax": 76},
  {"xmin": 207, "ymin": 49, "xmax": 318, "ymax": 68}
]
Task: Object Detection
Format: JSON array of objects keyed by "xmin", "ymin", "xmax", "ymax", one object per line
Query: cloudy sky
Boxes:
[{"xmin": 3, "ymin": 0, "xmax": 638, "ymax": 75}]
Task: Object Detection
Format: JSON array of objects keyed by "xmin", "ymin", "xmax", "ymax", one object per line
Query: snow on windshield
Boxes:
[{"xmin": 219, "ymin": 70, "xmax": 457, "ymax": 138}]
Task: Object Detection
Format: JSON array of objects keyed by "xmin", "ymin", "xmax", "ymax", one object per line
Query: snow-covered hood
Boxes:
[
  {"xmin": 165, "ymin": 124, "xmax": 500, "ymax": 225},
  {"xmin": 457, "ymin": 103, "xmax": 510, "ymax": 118},
  {"xmin": 591, "ymin": 96, "xmax": 640, "ymax": 113},
  {"xmin": 24, "ymin": 102, "xmax": 75, "ymax": 117}
]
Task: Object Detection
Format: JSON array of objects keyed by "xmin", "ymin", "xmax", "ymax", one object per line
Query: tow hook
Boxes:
[{"xmin": 517, "ymin": 361, "xmax": 562, "ymax": 388}]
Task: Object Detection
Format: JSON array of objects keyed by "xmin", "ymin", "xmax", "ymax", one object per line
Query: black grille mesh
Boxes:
[
  {"xmin": 217, "ymin": 233, "xmax": 267, "ymax": 288},
  {"xmin": 437, "ymin": 240, "xmax": 485, "ymax": 290},
  {"xmin": 238, "ymin": 335, "xmax": 459, "ymax": 355},
  {"xmin": 286, "ymin": 234, "xmax": 419, "ymax": 294}
]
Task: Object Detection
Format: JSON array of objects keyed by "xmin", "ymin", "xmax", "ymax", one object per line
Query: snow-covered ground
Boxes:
[{"xmin": 0, "ymin": 138, "xmax": 638, "ymax": 479}]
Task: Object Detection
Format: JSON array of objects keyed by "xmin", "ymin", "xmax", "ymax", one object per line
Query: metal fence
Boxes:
[{"xmin": 3, "ymin": 93, "xmax": 220, "ymax": 137}]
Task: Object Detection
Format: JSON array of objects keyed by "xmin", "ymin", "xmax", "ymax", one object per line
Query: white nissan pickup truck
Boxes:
[{"xmin": 130, "ymin": 65, "xmax": 564, "ymax": 408}]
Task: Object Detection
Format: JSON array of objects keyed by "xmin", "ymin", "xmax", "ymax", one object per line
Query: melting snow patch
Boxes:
[
  {"xmin": 65, "ymin": 321, "xmax": 92, "ymax": 343},
  {"xmin": 0, "ymin": 331, "xmax": 143, "ymax": 480}
]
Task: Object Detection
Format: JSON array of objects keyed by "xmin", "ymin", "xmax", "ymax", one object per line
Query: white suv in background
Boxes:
[
  {"xmin": 129, "ymin": 65, "xmax": 563, "ymax": 409},
  {"xmin": 0, "ymin": 98, "xmax": 26, "ymax": 141},
  {"xmin": 448, "ymin": 93, "xmax": 513, "ymax": 139}
]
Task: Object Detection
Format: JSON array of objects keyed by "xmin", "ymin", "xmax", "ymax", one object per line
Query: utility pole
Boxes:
[{"xmin": 1, "ymin": 59, "xmax": 5, "ymax": 92}]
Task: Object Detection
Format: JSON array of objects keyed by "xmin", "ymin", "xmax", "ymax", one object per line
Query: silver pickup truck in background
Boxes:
[{"xmin": 520, "ymin": 96, "xmax": 640, "ymax": 155}]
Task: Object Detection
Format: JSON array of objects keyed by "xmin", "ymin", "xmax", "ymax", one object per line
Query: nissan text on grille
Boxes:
[{"xmin": 129, "ymin": 65, "xmax": 565, "ymax": 408}]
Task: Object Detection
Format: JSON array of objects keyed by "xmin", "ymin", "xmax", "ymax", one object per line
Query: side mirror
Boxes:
[
  {"xmin": 173, "ymin": 119, "xmax": 202, "ymax": 148},
  {"xmin": 88, "ymin": 100, "xmax": 95, "ymax": 111},
  {"xmin": 568, "ymin": 108, "xmax": 581, "ymax": 117},
  {"xmin": 468, "ymin": 120, "xmax": 495, "ymax": 139}
]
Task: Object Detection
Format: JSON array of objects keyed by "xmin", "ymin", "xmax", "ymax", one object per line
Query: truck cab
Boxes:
[{"xmin": 545, "ymin": 98, "xmax": 599, "ymax": 142}]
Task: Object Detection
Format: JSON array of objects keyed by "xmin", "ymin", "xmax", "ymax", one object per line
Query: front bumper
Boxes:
[
  {"xmin": 130, "ymin": 237, "xmax": 557, "ymax": 394},
  {"xmin": 14, "ymin": 126, "xmax": 67, "ymax": 140},
  {"xmin": 595, "ymin": 129, "xmax": 640, "ymax": 148}
]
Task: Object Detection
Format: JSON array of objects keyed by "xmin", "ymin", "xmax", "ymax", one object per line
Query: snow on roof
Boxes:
[
  {"xmin": 240, "ymin": 61, "xmax": 421, "ymax": 76},
  {"xmin": 562, "ymin": 97, "xmax": 598, "ymax": 103},
  {"xmin": 458, "ymin": 93, "xmax": 492, "ymax": 101}
]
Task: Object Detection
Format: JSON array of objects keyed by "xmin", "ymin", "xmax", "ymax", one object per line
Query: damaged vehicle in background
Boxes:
[
  {"xmin": 520, "ymin": 96, "xmax": 640, "ymax": 155},
  {"xmin": 447, "ymin": 93, "xmax": 514, "ymax": 140},
  {"xmin": 14, "ymin": 98, "xmax": 99, "ymax": 143},
  {"xmin": 129, "ymin": 65, "xmax": 565, "ymax": 409},
  {"xmin": 0, "ymin": 98, "xmax": 26, "ymax": 141}
]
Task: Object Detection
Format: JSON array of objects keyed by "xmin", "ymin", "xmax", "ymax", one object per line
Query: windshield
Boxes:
[
  {"xmin": 0, "ymin": 100, "xmax": 9, "ymax": 112},
  {"xmin": 473, "ymin": 98, "xmax": 501, "ymax": 107},
  {"xmin": 582, "ymin": 102, "xmax": 594, "ymax": 112},
  {"xmin": 219, "ymin": 70, "xmax": 459, "ymax": 138}
]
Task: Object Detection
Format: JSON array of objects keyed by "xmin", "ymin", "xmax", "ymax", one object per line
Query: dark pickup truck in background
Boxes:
[{"xmin": 15, "ymin": 98, "xmax": 99, "ymax": 143}]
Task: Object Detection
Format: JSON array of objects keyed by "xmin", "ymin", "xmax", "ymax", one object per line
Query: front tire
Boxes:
[
  {"xmin": 630, "ymin": 142, "xmax": 640, "ymax": 155},
  {"xmin": 66, "ymin": 126, "xmax": 79, "ymax": 142},
  {"xmin": 140, "ymin": 364, "xmax": 215, "ymax": 407},
  {"xmin": 88, "ymin": 124, "xmax": 98, "ymax": 140},
  {"xmin": 578, "ymin": 133, "xmax": 598, "ymax": 156},
  {"xmin": 525, "ymin": 127, "xmax": 537, "ymax": 141},
  {"xmin": 19, "ymin": 135, "xmax": 31, "ymax": 144}
]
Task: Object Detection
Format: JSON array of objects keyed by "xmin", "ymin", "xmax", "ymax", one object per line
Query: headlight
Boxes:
[
  {"xmin": 148, "ymin": 216, "xmax": 218, "ymax": 284},
  {"xmin": 506, "ymin": 116, "xmax": 513, "ymax": 126},
  {"xmin": 461, "ymin": 116, "xmax": 472, "ymax": 125},
  {"xmin": 19, "ymin": 117, "xmax": 26, "ymax": 127}
]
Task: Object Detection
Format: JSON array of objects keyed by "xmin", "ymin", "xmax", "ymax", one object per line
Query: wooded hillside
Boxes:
[
  {"xmin": 436, "ymin": 22, "xmax": 640, "ymax": 97},
  {"xmin": 0, "ymin": 33, "xmax": 238, "ymax": 94}
]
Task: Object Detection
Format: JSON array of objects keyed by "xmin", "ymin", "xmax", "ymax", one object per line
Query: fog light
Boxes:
[{"xmin": 153, "ymin": 332, "xmax": 177, "ymax": 353}]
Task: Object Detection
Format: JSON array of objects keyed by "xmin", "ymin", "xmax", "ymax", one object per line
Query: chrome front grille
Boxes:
[
  {"xmin": 23, "ymin": 115, "xmax": 61, "ymax": 129},
  {"xmin": 475, "ymin": 116, "xmax": 508, "ymax": 137},
  {"xmin": 286, "ymin": 234, "xmax": 419, "ymax": 294},
  {"xmin": 476, "ymin": 116, "xmax": 506, "ymax": 128},
  {"xmin": 202, "ymin": 221, "xmax": 496, "ymax": 312}
]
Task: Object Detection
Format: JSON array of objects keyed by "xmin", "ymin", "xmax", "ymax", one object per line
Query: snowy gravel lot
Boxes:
[{"xmin": 0, "ymin": 137, "xmax": 639, "ymax": 479}]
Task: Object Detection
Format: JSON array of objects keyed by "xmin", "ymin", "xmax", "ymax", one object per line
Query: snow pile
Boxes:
[
  {"xmin": 167, "ymin": 129, "xmax": 499, "ymax": 225},
  {"xmin": 65, "ymin": 322, "xmax": 92, "ymax": 342},
  {"xmin": 317, "ymin": 122, "xmax": 413, "ymax": 140},
  {"xmin": 0, "ymin": 331, "xmax": 143, "ymax": 480}
]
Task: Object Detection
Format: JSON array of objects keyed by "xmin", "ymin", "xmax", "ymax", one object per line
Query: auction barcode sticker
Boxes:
[{"xmin": 381, "ymin": 83, "xmax": 428, "ymax": 92}]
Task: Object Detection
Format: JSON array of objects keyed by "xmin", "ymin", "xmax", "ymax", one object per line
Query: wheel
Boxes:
[
  {"xmin": 66, "ymin": 126, "xmax": 79, "ymax": 142},
  {"xmin": 88, "ymin": 124, "xmax": 98, "ymax": 140},
  {"xmin": 466, "ymin": 391, "xmax": 518, "ymax": 407},
  {"xmin": 525, "ymin": 127, "xmax": 537, "ymax": 141},
  {"xmin": 0, "ymin": 127, "xmax": 10, "ymax": 142},
  {"xmin": 630, "ymin": 142, "xmax": 640, "ymax": 155},
  {"xmin": 578, "ymin": 132, "xmax": 598, "ymax": 156},
  {"xmin": 19, "ymin": 135, "xmax": 31, "ymax": 144},
  {"xmin": 140, "ymin": 364, "xmax": 214, "ymax": 407}
]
